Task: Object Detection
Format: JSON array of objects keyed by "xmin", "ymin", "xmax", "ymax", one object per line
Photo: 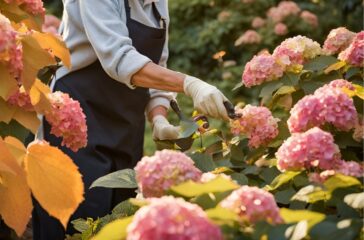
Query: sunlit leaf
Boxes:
[
  {"xmin": 0, "ymin": 63, "xmax": 18, "ymax": 100},
  {"xmin": 92, "ymin": 217, "xmax": 133, "ymax": 240},
  {"xmin": 265, "ymin": 171, "xmax": 301, "ymax": 191},
  {"xmin": 24, "ymin": 142, "xmax": 84, "ymax": 228},
  {"xmin": 170, "ymin": 176, "xmax": 239, "ymax": 198},
  {"xmin": 12, "ymin": 107, "xmax": 40, "ymax": 134},
  {"xmin": 0, "ymin": 137, "xmax": 23, "ymax": 175},
  {"xmin": 0, "ymin": 171, "xmax": 32, "ymax": 237},
  {"xmin": 32, "ymin": 32, "xmax": 71, "ymax": 69},
  {"xmin": 29, "ymin": 78, "xmax": 52, "ymax": 113},
  {"xmin": 280, "ymin": 208, "xmax": 325, "ymax": 229},
  {"xmin": 4, "ymin": 136, "xmax": 26, "ymax": 165},
  {"xmin": 90, "ymin": 169, "xmax": 137, "ymax": 189},
  {"xmin": 324, "ymin": 61, "xmax": 346, "ymax": 74},
  {"xmin": 21, "ymin": 35, "xmax": 56, "ymax": 90},
  {"xmin": 206, "ymin": 206, "xmax": 239, "ymax": 225}
]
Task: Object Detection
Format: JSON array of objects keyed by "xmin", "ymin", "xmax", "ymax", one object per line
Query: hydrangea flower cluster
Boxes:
[
  {"xmin": 274, "ymin": 23, "xmax": 288, "ymax": 36},
  {"xmin": 323, "ymin": 27, "xmax": 356, "ymax": 55},
  {"xmin": 338, "ymin": 31, "xmax": 364, "ymax": 67},
  {"xmin": 266, "ymin": 1, "xmax": 300, "ymax": 23},
  {"xmin": 309, "ymin": 160, "xmax": 363, "ymax": 183},
  {"xmin": 7, "ymin": 88, "xmax": 33, "ymax": 111},
  {"xmin": 230, "ymin": 105, "xmax": 280, "ymax": 148},
  {"xmin": 251, "ymin": 17, "xmax": 266, "ymax": 29},
  {"xmin": 0, "ymin": 13, "xmax": 23, "ymax": 79},
  {"xmin": 134, "ymin": 150, "xmax": 202, "ymax": 197},
  {"xmin": 235, "ymin": 30, "xmax": 261, "ymax": 46},
  {"xmin": 288, "ymin": 80, "xmax": 357, "ymax": 133},
  {"xmin": 276, "ymin": 127, "xmax": 341, "ymax": 171},
  {"xmin": 42, "ymin": 15, "xmax": 61, "ymax": 35},
  {"xmin": 335, "ymin": 160, "xmax": 364, "ymax": 177},
  {"xmin": 44, "ymin": 91, "xmax": 87, "ymax": 152},
  {"xmin": 220, "ymin": 186, "xmax": 283, "ymax": 225},
  {"xmin": 242, "ymin": 53, "xmax": 284, "ymax": 87},
  {"xmin": 353, "ymin": 117, "xmax": 364, "ymax": 142},
  {"xmin": 4, "ymin": 0, "xmax": 45, "ymax": 15},
  {"xmin": 273, "ymin": 36, "xmax": 322, "ymax": 72},
  {"xmin": 127, "ymin": 196, "xmax": 222, "ymax": 240},
  {"xmin": 300, "ymin": 11, "xmax": 318, "ymax": 28}
]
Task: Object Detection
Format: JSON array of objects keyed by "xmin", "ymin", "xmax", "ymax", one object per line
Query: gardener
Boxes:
[{"xmin": 33, "ymin": 0, "xmax": 230, "ymax": 239}]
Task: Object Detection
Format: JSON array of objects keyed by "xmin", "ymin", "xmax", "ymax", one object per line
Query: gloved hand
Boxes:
[
  {"xmin": 152, "ymin": 115, "xmax": 180, "ymax": 140},
  {"xmin": 184, "ymin": 75, "xmax": 229, "ymax": 120}
]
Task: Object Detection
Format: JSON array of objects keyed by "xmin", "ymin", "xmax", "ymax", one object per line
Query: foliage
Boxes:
[
  {"xmin": 0, "ymin": 0, "xmax": 85, "ymax": 237},
  {"xmin": 70, "ymin": 25, "xmax": 363, "ymax": 239}
]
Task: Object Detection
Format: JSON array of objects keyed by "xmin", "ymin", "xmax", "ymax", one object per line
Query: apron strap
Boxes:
[{"xmin": 124, "ymin": 0, "xmax": 166, "ymax": 29}]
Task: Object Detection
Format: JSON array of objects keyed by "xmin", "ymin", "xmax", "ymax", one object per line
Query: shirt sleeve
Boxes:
[{"xmin": 79, "ymin": 0, "xmax": 152, "ymax": 89}]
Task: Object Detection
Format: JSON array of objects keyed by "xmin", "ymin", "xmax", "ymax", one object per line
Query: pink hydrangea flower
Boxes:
[
  {"xmin": 127, "ymin": 196, "xmax": 222, "ymax": 240},
  {"xmin": 42, "ymin": 14, "xmax": 61, "ymax": 35},
  {"xmin": 220, "ymin": 186, "xmax": 283, "ymax": 225},
  {"xmin": 4, "ymin": 0, "xmax": 45, "ymax": 15},
  {"xmin": 44, "ymin": 91, "xmax": 87, "ymax": 152},
  {"xmin": 230, "ymin": 105, "xmax": 279, "ymax": 148},
  {"xmin": 308, "ymin": 170, "xmax": 336, "ymax": 184},
  {"xmin": 273, "ymin": 35, "xmax": 322, "ymax": 72},
  {"xmin": 314, "ymin": 86, "xmax": 357, "ymax": 131},
  {"xmin": 335, "ymin": 160, "xmax": 364, "ymax": 177},
  {"xmin": 235, "ymin": 30, "xmax": 261, "ymax": 46},
  {"xmin": 135, "ymin": 150, "xmax": 202, "ymax": 197},
  {"xmin": 242, "ymin": 53, "xmax": 284, "ymax": 87},
  {"xmin": 274, "ymin": 23, "xmax": 288, "ymax": 36},
  {"xmin": 300, "ymin": 11, "xmax": 318, "ymax": 28},
  {"xmin": 326, "ymin": 79, "xmax": 355, "ymax": 91},
  {"xmin": 288, "ymin": 81, "xmax": 357, "ymax": 133},
  {"xmin": 353, "ymin": 117, "xmax": 364, "ymax": 142},
  {"xmin": 338, "ymin": 31, "xmax": 364, "ymax": 67},
  {"xmin": 0, "ymin": 13, "xmax": 23, "ymax": 79},
  {"xmin": 323, "ymin": 27, "xmax": 356, "ymax": 55},
  {"xmin": 251, "ymin": 17, "xmax": 266, "ymax": 29},
  {"xmin": 288, "ymin": 95, "xmax": 325, "ymax": 133},
  {"xmin": 276, "ymin": 127, "xmax": 341, "ymax": 171},
  {"xmin": 7, "ymin": 88, "xmax": 33, "ymax": 111},
  {"xmin": 266, "ymin": 1, "xmax": 300, "ymax": 23}
]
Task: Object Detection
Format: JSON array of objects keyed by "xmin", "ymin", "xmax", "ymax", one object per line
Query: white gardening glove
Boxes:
[
  {"xmin": 184, "ymin": 75, "xmax": 229, "ymax": 120},
  {"xmin": 152, "ymin": 115, "xmax": 180, "ymax": 140}
]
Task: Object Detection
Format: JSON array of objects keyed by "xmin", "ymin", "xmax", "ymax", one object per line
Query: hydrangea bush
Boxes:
[{"xmin": 75, "ymin": 27, "xmax": 363, "ymax": 240}]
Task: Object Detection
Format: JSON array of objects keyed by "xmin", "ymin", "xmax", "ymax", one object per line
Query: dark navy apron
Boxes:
[{"xmin": 32, "ymin": 1, "xmax": 166, "ymax": 239}]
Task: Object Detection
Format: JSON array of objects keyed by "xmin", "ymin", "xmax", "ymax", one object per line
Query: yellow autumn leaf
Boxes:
[
  {"xmin": 353, "ymin": 84, "xmax": 364, "ymax": 100},
  {"xmin": 4, "ymin": 136, "xmax": 27, "ymax": 165},
  {"xmin": 92, "ymin": 217, "xmax": 133, "ymax": 240},
  {"xmin": 29, "ymin": 78, "xmax": 52, "ymax": 113},
  {"xmin": 21, "ymin": 35, "xmax": 56, "ymax": 91},
  {"xmin": 32, "ymin": 32, "xmax": 71, "ymax": 69},
  {"xmin": 13, "ymin": 107, "xmax": 41, "ymax": 134},
  {"xmin": 324, "ymin": 61, "xmax": 346, "ymax": 74},
  {"xmin": 0, "ymin": 171, "xmax": 32, "ymax": 237},
  {"xmin": 0, "ymin": 98, "xmax": 16, "ymax": 124},
  {"xmin": 0, "ymin": 137, "xmax": 23, "ymax": 175},
  {"xmin": 24, "ymin": 141, "xmax": 84, "ymax": 228},
  {"xmin": 0, "ymin": 63, "xmax": 18, "ymax": 100}
]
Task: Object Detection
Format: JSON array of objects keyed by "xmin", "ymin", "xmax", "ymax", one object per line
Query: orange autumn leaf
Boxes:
[
  {"xmin": 0, "ymin": 98, "xmax": 16, "ymax": 124},
  {"xmin": 21, "ymin": 35, "xmax": 56, "ymax": 91},
  {"xmin": 4, "ymin": 136, "xmax": 27, "ymax": 166},
  {"xmin": 0, "ymin": 63, "xmax": 18, "ymax": 100},
  {"xmin": 24, "ymin": 141, "xmax": 84, "ymax": 228},
  {"xmin": 29, "ymin": 78, "xmax": 52, "ymax": 113},
  {"xmin": 0, "ymin": 172, "xmax": 32, "ymax": 237},
  {"xmin": 12, "ymin": 108, "xmax": 40, "ymax": 134},
  {"xmin": 32, "ymin": 32, "xmax": 71, "ymax": 69},
  {"xmin": 0, "ymin": 137, "xmax": 23, "ymax": 175}
]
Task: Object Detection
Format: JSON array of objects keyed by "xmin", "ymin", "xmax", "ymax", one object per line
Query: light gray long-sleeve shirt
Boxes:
[{"xmin": 56, "ymin": 0, "xmax": 176, "ymax": 112}]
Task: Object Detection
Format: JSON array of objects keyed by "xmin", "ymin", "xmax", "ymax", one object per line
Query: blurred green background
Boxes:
[{"xmin": 44, "ymin": 0, "xmax": 363, "ymax": 155}]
